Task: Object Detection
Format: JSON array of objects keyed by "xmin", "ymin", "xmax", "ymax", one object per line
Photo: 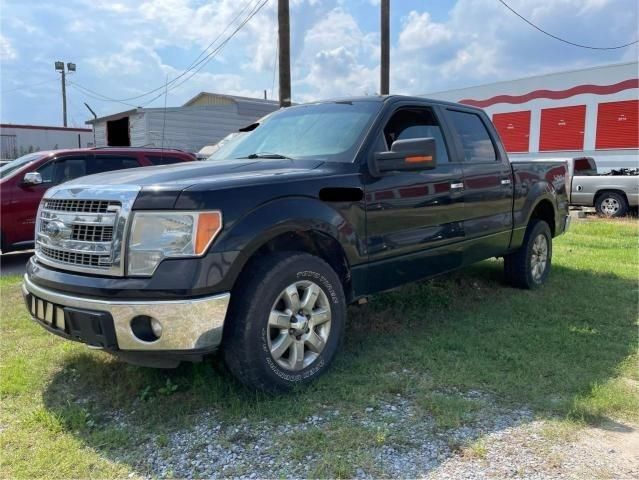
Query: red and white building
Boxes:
[{"xmin": 427, "ymin": 62, "xmax": 638, "ymax": 171}]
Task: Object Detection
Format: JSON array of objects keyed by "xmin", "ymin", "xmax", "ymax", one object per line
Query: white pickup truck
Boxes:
[{"xmin": 567, "ymin": 157, "xmax": 638, "ymax": 217}]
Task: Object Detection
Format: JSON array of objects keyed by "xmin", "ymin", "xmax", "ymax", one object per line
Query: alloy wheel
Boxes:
[{"xmin": 267, "ymin": 280, "xmax": 332, "ymax": 371}]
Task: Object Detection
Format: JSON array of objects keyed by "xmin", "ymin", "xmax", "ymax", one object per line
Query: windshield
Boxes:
[
  {"xmin": 209, "ymin": 101, "xmax": 382, "ymax": 163},
  {"xmin": 0, "ymin": 152, "xmax": 46, "ymax": 179}
]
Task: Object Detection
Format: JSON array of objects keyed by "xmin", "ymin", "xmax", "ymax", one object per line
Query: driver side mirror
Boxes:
[
  {"xmin": 369, "ymin": 137, "xmax": 437, "ymax": 177},
  {"xmin": 22, "ymin": 172, "xmax": 43, "ymax": 186}
]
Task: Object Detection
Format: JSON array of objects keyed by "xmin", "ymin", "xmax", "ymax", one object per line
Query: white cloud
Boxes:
[
  {"xmin": 398, "ymin": 11, "xmax": 452, "ymax": 50},
  {"xmin": 0, "ymin": 35, "xmax": 17, "ymax": 61}
]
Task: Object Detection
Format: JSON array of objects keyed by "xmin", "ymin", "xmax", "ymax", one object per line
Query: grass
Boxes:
[{"xmin": 1, "ymin": 217, "xmax": 637, "ymax": 478}]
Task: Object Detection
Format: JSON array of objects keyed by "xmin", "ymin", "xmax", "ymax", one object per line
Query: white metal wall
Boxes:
[
  {"xmin": 90, "ymin": 101, "xmax": 278, "ymax": 152},
  {"xmin": 0, "ymin": 125, "xmax": 94, "ymax": 158},
  {"xmin": 144, "ymin": 103, "xmax": 278, "ymax": 152}
]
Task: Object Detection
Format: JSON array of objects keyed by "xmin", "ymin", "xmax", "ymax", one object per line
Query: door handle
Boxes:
[
  {"xmin": 500, "ymin": 179, "xmax": 511, "ymax": 185},
  {"xmin": 450, "ymin": 182, "xmax": 464, "ymax": 190}
]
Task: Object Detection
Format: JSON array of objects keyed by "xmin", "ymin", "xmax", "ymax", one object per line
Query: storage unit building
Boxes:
[
  {"xmin": 87, "ymin": 93, "xmax": 279, "ymax": 153},
  {"xmin": 426, "ymin": 62, "xmax": 638, "ymax": 171},
  {"xmin": 0, "ymin": 124, "xmax": 93, "ymax": 160}
]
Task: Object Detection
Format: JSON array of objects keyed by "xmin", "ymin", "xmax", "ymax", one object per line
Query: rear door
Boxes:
[
  {"xmin": 444, "ymin": 107, "xmax": 514, "ymax": 263},
  {"xmin": 364, "ymin": 102, "xmax": 465, "ymax": 292}
]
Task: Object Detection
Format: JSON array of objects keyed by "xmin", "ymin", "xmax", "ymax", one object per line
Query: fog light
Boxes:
[
  {"xmin": 150, "ymin": 318, "xmax": 163, "ymax": 338},
  {"xmin": 130, "ymin": 315, "xmax": 162, "ymax": 342}
]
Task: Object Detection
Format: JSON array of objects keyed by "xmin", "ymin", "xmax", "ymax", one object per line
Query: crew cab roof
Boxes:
[{"xmin": 306, "ymin": 95, "xmax": 483, "ymax": 112}]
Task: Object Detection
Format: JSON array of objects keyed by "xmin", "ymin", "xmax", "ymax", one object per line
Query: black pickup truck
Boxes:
[{"xmin": 22, "ymin": 96, "xmax": 570, "ymax": 392}]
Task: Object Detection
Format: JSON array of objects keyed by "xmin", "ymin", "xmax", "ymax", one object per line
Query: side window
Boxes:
[
  {"xmin": 146, "ymin": 155, "xmax": 185, "ymax": 166},
  {"xmin": 573, "ymin": 157, "xmax": 597, "ymax": 176},
  {"xmin": 382, "ymin": 108, "xmax": 450, "ymax": 163},
  {"xmin": 447, "ymin": 110, "xmax": 497, "ymax": 162},
  {"xmin": 52, "ymin": 157, "xmax": 88, "ymax": 184},
  {"xmin": 37, "ymin": 162, "xmax": 54, "ymax": 183},
  {"xmin": 92, "ymin": 155, "xmax": 141, "ymax": 174}
]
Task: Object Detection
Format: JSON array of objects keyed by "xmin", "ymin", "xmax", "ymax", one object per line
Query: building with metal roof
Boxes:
[{"xmin": 86, "ymin": 92, "xmax": 279, "ymax": 153}]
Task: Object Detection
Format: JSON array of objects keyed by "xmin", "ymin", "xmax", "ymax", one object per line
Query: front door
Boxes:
[{"xmin": 364, "ymin": 104, "xmax": 465, "ymax": 293}]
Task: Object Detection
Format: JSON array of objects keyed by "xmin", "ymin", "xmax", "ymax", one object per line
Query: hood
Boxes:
[{"xmin": 62, "ymin": 158, "xmax": 327, "ymax": 191}]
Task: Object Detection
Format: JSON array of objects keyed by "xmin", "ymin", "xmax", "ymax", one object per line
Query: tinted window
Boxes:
[
  {"xmin": 37, "ymin": 161, "xmax": 54, "ymax": 182},
  {"xmin": 382, "ymin": 108, "xmax": 450, "ymax": 163},
  {"xmin": 448, "ymin": 110, "xmax": 497, "ymax": 162},
  {"xmin": 93, "ymin": 155, "xmax": 140, "ymax": 173},
  {"xmin": 52, "ymin": 157, "xmax": 88, "ymax": 184},
  {"xmin": 0, "ymin": 152, "xmax": 46, "ymax": 179},
  {"xmin": 147, "ymin": 155, "xmax": 185, "ymax": 166},
  {"xmin": 573, "ymin": 157, "xmax": 597, "ymax": 176}
]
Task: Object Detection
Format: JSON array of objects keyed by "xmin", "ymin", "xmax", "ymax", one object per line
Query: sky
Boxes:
[{"xmin": 0, "ymin": 0, "xmax": 637, "ymax": 127}]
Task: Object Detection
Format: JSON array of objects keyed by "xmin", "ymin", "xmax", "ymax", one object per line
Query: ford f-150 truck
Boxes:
[{"xmin": 22, "ymin": 96, "xmax": 570, "ymax": 392}]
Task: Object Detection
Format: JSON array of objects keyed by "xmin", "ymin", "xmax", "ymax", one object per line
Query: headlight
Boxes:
[{"xmin": 127, "ymin": 211, "xmax": 222, "ymax": 276}]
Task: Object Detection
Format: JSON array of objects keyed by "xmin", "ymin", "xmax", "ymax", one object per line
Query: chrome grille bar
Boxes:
[{"xmin": 43, "ymin": 199, "xmax": 119, "ymax": 213}]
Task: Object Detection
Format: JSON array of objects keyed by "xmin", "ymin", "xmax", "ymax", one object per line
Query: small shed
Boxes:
[{"xmin": 86, "ymin": 93, "xmax": 279, "ymax": 153}]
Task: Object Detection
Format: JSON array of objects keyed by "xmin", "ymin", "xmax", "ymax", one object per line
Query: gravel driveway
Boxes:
[{"xmin": 106, "ymin": 390, "xmax": 638, "ymax": 479}]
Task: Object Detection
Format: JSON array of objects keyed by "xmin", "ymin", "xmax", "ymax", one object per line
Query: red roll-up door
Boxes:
[
  {"xmin": 539, "ymin": 105, "xmax": 586, "ymax": 151},
  {"xmin": 492, "ymin": 111, "xmax": 531, "ymax": 153},
  {"xmin": 595, "ymin": 100, "xmax": 639, "ymax": 149}
]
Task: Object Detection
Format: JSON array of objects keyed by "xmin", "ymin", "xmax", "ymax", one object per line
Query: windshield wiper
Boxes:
[{"xmin": 239, "ymin": 152, "xmax": 294, "ymax": 160}]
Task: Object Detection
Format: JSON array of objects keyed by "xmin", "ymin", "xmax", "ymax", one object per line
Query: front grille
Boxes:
[
  {"xmin": 36, "ymin": 196, "xmax": 125, "ymax": 274},
  {"xmin": 40, "ymin": 246, "xmax": 109, "ymax": 268},
  {"xmin": 71, "ymin": 224, "xmax": 114, "ymax": 242},
  {"xmin": 43, "ymin": 199, "xmax": 120, "ymax": 213}
]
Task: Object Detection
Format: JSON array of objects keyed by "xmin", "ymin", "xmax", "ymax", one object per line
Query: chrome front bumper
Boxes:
[{"xmin": 22, "ymin": 275, "xmax": 230, "ymax": 352}]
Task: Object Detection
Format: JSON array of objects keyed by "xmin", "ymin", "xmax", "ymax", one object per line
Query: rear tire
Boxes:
[
  {"xmin": 595, "ymin": 192, "xmax": 628, "ymax": 217},
  {"xmin": 222, "ymin": 251, "xmax": 346, "ymax": 393},
  {"xmin": 504, "ymin": 219, "xmax": 552, "ymax": 289}
]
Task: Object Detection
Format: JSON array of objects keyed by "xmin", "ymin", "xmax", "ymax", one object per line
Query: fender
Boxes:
[
  {"xmin": 209, "ymin": 195, "xmax": 367, "ymax": 292},
  {"xmin": 511, "ymin": 177, "xmax": 560, "ymax": 249}
]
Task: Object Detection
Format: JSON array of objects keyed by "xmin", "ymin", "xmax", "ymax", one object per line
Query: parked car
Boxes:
[
  {"xmin": 566, "ymin": 157, "xmax": 639, "ymax": 217},
  {"xmin": 22, "ymin": 96, "xmax": 569, "ymax": 392},
  {"xmin": 1, "ymin": 147, "xmax": 195, "ymax": 252}
]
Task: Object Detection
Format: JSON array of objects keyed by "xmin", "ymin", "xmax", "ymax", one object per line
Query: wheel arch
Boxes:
[
  {"xmin": 528, "ymin": 198, "xmax": 557, "ymax": 237},
  {"xmin": 213, "ymin": 197, "xmax": 362, "ymax": 303},
  {"xmin": 594, "ymin": 189, "xmax": 629, "ymax": 205}
]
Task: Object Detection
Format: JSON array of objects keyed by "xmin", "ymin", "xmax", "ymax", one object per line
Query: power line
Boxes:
[
  {"xmin": 67, "ymin": 81, "xmax": 139, "ymax": 108},
  {"xmin": 497, "ymin": 0, "xmax": 638, "ymax": 50},
  {"xmin": 140, "ymin": 0, "xmax": 268, "ymax": 107},
  {"xmin": 1, "ymin": 77, "xmax": 57, "ymax": 94},
  {"xmin": 70, "ymin": 0, "xmax": 262, "ymax": 104}
]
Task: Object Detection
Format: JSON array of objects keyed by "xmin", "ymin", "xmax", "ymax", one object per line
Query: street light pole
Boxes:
[
  {"xmin": 61, "ymin": 69, "xmax": 67, "ymax": 127},
  {"xmin": 55, "ymin": 61, "xmax": 76, "ymax": 127}
]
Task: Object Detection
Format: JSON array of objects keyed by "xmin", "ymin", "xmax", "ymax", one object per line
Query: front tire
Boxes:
[
  {"xmin": 222, "ymin": 252, "xmax": 346, "ymax": 393},
  {"xmin": 595, "ymin": 192, "xmax": 628, "ymax": 217},
  {"xmin": 504, "ymin": 219, "xmax": 552, "ymax": 289}
]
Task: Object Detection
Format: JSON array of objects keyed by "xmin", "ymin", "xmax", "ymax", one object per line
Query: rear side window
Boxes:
[
  {"xmin": 448, "ymin": 110, "xmax": 497, "ymax": 163},
  {"xmin": 146, "ymin": 155, "xmax": 186, "ymax": 166},
  {"xmin": 573, "ymin": 157, "xmax": 597, "ymax": 176},
  {"xmin": 92, "ymin": 155, "xmax": 140, "ymax": 174}
]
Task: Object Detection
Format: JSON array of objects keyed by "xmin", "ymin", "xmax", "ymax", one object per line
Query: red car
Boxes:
[{"xmin": 0, "ymin": 147, "xmax": 195, "ymax": 252}]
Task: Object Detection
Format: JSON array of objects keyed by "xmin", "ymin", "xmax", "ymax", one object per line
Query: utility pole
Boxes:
[
  {"xmin": 54, "ymin": 61, "xmax": 76, "ymax": 127},
  {"xmin": 380, "ymin": 0, "xmax": 390, "ymax": 95},
  {"xmin": 278, "ymin": 0, "xmax": 291, "ymax": 107}
]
